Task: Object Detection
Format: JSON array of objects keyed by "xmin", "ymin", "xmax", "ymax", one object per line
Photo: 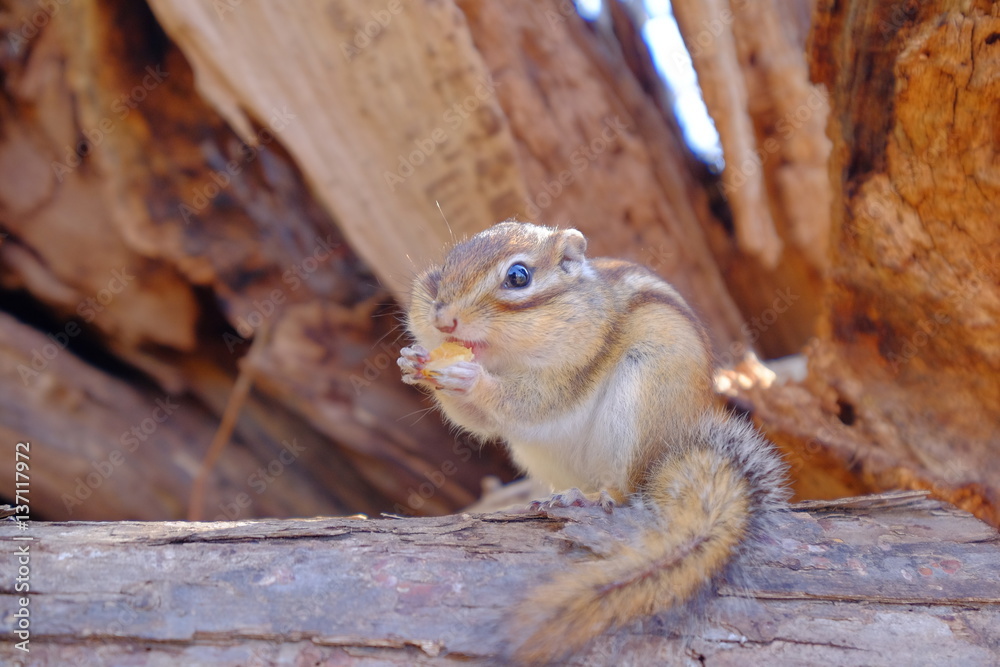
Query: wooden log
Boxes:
[
  {"xmin": 0, "ymin": 308, "xmax": 503, "ymax": 521},
  {"xmin": 1, "ymin": 496, "xmax": 998, "ymax": 665}
]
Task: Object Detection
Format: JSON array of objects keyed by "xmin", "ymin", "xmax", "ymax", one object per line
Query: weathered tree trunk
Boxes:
[
  {"xmin": 1, "ymin": 496, "xmax": 998, "ymax": 665},
  {"xmin": 728, "ymin": 1, "xmax": 1000, "ymax": 524},
  {"xmin": 672, "ymin": 0, "xmax": 831, "ymax": 360}
]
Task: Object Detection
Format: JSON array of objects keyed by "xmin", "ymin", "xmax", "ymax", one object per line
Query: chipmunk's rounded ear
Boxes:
[{"xmin": 559, "ymin": 229, "xmax": 587, "ymax": 267}]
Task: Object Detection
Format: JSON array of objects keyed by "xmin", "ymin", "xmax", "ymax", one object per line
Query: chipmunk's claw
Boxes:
[
  {"xmin": 399, "ymin": 345, "xmax": 431, "ymax": 364},
  {"xmin": 529, "ymin": 488, "xmax": 616, "ymax": 513},
  {"xmin": 432, "ymin": 361, "xmax": 480, "ymax": 395},
  {"xmin": 399, "ymin": 345, "xmax": 437, "ymax": 387}
]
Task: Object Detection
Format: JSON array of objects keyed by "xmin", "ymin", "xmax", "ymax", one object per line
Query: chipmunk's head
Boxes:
[{"xmin": 407, "ymin": 221, "xmax": 593, "ymax": 368}]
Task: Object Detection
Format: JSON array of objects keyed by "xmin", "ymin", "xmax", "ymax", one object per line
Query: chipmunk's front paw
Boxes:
[
  {"xmin": 529, "ymin": 488, "xmax": 616, "ymax": 514},
  {"xmin": 398, "ymin": 345, "xmax": 434, "ymax": 387},
  {"xmin": 431, "ymin": 361, "xmax": 481, "ymax": 395}
]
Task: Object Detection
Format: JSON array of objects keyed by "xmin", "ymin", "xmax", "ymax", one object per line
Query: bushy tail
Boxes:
[{"xmin": 509, "ymin": 413, "xmax": 788, "ymax": 664}]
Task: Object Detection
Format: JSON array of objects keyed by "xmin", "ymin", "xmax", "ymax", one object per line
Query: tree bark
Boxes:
[
  {"xmin": 728, "ymin": 0, "xmax": 1000, "ymax": 525},
  {"xmin": 672, "ymin": 0, "xmax": 831, "ymax": 360},
  {"xmin": 1, "ymin": 496, "xmax": 998, "ymax": 665}
]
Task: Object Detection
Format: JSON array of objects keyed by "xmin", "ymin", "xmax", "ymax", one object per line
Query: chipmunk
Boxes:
[{"xmin": 398, "ymin": 221, "xmax": 788, "ymax": 664}]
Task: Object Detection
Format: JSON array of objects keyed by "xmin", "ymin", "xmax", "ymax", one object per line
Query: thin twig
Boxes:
[{"xmin": 187, "ymin": 321, "xmax": 272, "ymax": 521}]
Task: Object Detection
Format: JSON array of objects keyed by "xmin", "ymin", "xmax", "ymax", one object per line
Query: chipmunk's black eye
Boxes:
[{"xmin": 503, "ymin": 263, "xmax": 531, "ymax": 289}]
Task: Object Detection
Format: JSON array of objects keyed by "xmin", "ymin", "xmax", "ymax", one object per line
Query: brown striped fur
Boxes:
[{"xmin": 400, "ymin": 222, "xmax": 788, "ymax": 664}]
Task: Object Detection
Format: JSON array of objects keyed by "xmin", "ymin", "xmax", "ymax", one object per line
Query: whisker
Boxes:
[
  {"xmin": 436, "ymin": 200, "xmax": 455, "ymax": 244},
  {"xmin": 372, "ymin": 323, "xmax": 408, "ymax": 348},
  {"xmin": 399, "ymin": 405, "xmax": 439, "ymax": 425}
]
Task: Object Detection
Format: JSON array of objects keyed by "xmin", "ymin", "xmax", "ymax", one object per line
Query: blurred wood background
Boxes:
[{"xmin": 0, "ymin": 0, "xmax": 997, "ymax": 525}]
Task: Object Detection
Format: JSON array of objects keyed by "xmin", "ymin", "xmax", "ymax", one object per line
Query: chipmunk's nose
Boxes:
[{"xmin": 433, "ymin": 302, "xmax": 458, "ymax": 334}]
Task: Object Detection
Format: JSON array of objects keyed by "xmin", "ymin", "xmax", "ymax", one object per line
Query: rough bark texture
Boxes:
[
  {"xmin": 1, "ymin": 497, "xmax": 998, "ymax": 665},
  {"xmin": 672, "ymin": 0, "xmax": 831, "ymax": 360},
  {"xmin": 728, "ymin": 1, "xmax": 1000, "ymax": 525},
  {"xmin": 814, "ymin": 1, "xmax": 1000, "ymax": 516}
]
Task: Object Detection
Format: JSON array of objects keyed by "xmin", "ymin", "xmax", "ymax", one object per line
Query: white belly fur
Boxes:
[{"xmin": 503, "ymin": 378, "xmax": 639, "ymax": 493}]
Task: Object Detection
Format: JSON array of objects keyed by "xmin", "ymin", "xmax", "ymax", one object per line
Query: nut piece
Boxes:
[{"xmin": 423, "ymin": 342, "xmax": 474, "ymax": 374}]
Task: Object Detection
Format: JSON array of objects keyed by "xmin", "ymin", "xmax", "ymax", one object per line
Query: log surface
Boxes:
[{"xmin": 1, "ymin": 497, "xmax": 998, "ymax": 665}]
